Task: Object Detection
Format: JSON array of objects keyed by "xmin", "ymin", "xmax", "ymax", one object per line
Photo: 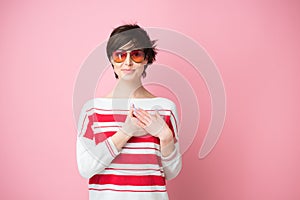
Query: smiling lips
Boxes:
[{"xmin": 121, "ymin": 69, "xmax": 135, "ymax": 74}]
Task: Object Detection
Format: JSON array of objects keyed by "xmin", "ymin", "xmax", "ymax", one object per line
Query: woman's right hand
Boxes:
[{"xmin": 119, "ymin": 104, "xmax": 147, "ymax": 137}]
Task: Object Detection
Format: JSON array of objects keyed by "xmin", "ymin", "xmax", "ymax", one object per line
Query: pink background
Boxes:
[{"xmin": 1, "ymin": 0, "xmax": 300, "ymax": 199}]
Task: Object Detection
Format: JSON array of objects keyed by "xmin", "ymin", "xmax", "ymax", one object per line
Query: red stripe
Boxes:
[
  {"xmin": 89, "ymin": 174, "xmax": 166, "ymax": 186},
  {"xmin": 95, "ymin": 134, "xmax": 109, "ymax": 144},
  {"xmin": 105, "ymin": 140, "xmax": 115, "ymax": 157},
  {"xmin": 80, "ymin": 114, "xmax": 94, "ymax": 140},
  {"xmin": 112, "ymin": 153, "xmax": 162, "ymax": 165},
  {"xmin": 93, "ymin": 125, "xmax": 120, "ymax": 128},
  {"xmin": 94, "ymin": 132, "xmax": 116, "ymax": 144},
  {"xmin": 94, "ymin": 132, "xmax": 160, "ymax": 145},
  {"xmin": 81, "ymin": 113, "xmax": 125, "ymax": 139},
  {"xmin": 169, "ymin": 110, "xmax": 178, "ymax": 134},
  {"xmin": 128, "ymin": 136, "xmax": 160, "ymax": 144},
  {"xmin": 89, "ymin": 113, "xmax": 126, "ymax": 122},
  {"xmin": 83, "ymin": 109, "xmax": 177, "ymax": 129},
  {"xmin": 81, "ymin": 111, "xmax": 177, "ymax": 143},
  {"xmin": 89, "ymin": 188, "xmax": 166, "ymax": 192},
  {"xmin": 122, "ymin": 147, "xmax": 159, "ymax": 151}
]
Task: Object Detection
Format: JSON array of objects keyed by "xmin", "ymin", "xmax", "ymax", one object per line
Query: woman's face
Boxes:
[{"xmin": 111, "ymin": 43, "xmax": 148, "ymax": 81}]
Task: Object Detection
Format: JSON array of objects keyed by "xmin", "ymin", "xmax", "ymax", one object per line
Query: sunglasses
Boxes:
[{"xmin": 112, "ymin": 49, "xmax": 145, "ymax": 63}]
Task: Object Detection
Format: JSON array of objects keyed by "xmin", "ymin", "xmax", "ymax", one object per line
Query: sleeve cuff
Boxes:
[
  {"xmin": 161, "ymin": 146, "xmax": 178, "ymax": 161},
  {"xmin": 106, "ymin": 137, "xmax": 121, "ymax": 158}
]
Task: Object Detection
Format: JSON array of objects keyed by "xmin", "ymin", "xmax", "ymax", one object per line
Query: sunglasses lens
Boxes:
[
  {"xmin": 130, "ymin": 50, "xmax": 145, "ymax": 63},
  {"xmin": 112, "ymin": 51, "xmax": 126, "ymax": 63},
  {"xmin": 112, "ymin": 50, "xmax": 145, "ymax": 63}
]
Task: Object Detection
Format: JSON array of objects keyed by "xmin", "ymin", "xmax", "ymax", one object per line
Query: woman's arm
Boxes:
[
  {"xmin": 76, "ymin": 102, "xmax": 146, "ymax": 179},
  {"xmin": 159, "ymin": 126, "xmax": 175, "ymax": 157},
  {"xmin": 76, "ymin": 100, "xmax": 133, "ymax": 179},
  {"xmin": 160, "ymin": 103, "xmax": 182, "ymax": 180},
  {"xmin": 160, "ymin": 140, "xmax": 182, "ymax": 180},
  {"xmin": 76, "ymin": 129, "xmax": 131, "ymax": 179},
  {"xmin": 134, "ymin": 102, "xmax": 182, "ymax": 180}
]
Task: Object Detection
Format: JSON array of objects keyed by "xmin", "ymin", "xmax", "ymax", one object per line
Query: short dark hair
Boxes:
[{"xmin": 106, "ymin": 24, "xmax": 157, "ymax": 79}]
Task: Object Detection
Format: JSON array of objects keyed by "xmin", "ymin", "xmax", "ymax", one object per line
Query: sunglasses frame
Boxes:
[{"xmin": 112, "ymin": 49, "xmax": 146, "ymax": 63}]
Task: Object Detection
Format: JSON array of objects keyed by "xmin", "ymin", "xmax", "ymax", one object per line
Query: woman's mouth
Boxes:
[{"xmin": 121, "ymin": 69, "xmax": 135, "ymax": 74}]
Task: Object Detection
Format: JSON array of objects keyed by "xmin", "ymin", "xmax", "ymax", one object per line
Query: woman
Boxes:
[{"xmin": 76, "ymin": 24, "xmax": 182, "ymax": 200}]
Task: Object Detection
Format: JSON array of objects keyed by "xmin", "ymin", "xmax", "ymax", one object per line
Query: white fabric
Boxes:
[{"xmin": 76, "ymin": 97, "xmax": 182, "ymax": 200}]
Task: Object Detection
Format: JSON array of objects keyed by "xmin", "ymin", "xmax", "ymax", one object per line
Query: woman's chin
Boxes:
[{"xmin": 120, "ymin": 72, "xmax": 141, "ymax": 80}]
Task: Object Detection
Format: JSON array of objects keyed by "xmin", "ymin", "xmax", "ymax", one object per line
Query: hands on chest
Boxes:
[{"xmin": 119, "ymin": 104, "xmax": 172, "ymax": 140}]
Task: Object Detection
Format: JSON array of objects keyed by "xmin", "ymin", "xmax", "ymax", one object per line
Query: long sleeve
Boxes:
[
  {"xmin": 77, "ymin": 137, "xmax": 120, "ymax": 179},
  {"xmin": 76, "ymin": 102, "xmax": 120, "ymax": 179},
  {"xmin": 161, "ymin": 103, "xmax": 182, "ymax": 180}
]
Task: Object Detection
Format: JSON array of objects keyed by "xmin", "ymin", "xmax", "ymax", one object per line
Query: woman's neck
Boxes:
[{"xmin": 109, "ymin": 78, "xmax": 148, "ymax": 98}]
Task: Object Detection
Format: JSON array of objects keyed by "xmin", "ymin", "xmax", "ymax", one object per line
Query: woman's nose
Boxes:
[{"xmin": 124, "ymin": 52, "xmax": 133, "ymax": 66}]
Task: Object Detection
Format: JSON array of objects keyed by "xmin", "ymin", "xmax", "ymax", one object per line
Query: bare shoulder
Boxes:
[
  {"xmin": 140, "ymin": 89, "xmax": 157, "ymax": 98},
  {"xmin": 102, "ymin": 91, "xmax": 113, "ymax": 98}
]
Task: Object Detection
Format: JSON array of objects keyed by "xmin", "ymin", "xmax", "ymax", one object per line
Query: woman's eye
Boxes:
[
  {"xmin": 134, "ymin": 51, "xmax": 143, "ymax": 56},
  {"xmin": 116, "ymin": 53, "xmax": 123, "ymax": 57}
]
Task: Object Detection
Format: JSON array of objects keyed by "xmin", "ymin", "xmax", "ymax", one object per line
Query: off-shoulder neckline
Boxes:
[{"xmin": 95, "ymin": 97, "xmax": 163, "ymax": 100}]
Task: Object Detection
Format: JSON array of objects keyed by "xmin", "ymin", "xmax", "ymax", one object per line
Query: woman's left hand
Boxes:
[
  {"xmin": 134, "ymin": 108, "xmax": 169, "ymax": 138},
  {"xmin": 134, "ymin": 107, "xmax": 175, "ymax": 156}
]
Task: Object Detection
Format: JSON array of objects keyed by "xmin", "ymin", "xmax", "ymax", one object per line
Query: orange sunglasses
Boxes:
[{"xmin": 112, "ymin": 49, "xmax": 145, "ymax": 63}]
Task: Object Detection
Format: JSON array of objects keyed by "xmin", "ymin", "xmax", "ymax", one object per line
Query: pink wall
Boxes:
[{"xmin": 1, "ymin": 0, "xmax": 300, "ymax": 199}]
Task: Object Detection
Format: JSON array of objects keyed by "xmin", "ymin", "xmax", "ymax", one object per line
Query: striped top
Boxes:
[{"xmin": 76, "ymin": 97, "xmax": 182, "ymax": 200}]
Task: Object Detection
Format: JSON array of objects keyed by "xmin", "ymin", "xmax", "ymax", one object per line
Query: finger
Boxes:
[
  {"xmin": 132, "ymin": 116, "xmax": 144, "ymax": 125},
  {"xmin": 136, "ymin": 119, "xmax": 146, "ymax": 129},
  {"xmin": 136, "ymin": 108, "xmax": 152, "ymax": 121},
  {"xmin": 129, "ymin": 111, "xmax": 133, "ymax": 118},
  {"xmin": 129, "ymin": 106, "xmax": 134, "ymax": 117},
  {"xmin": 137, "ymin": 108, "xmax": 149, "ymax": 115},
  {"xmin": 135, "ymin": 109, "xmax": 152, "ymax": 124},
  {"xmin": 135, "ymin": 112, "xmax": 151, "ymax": 125}
]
